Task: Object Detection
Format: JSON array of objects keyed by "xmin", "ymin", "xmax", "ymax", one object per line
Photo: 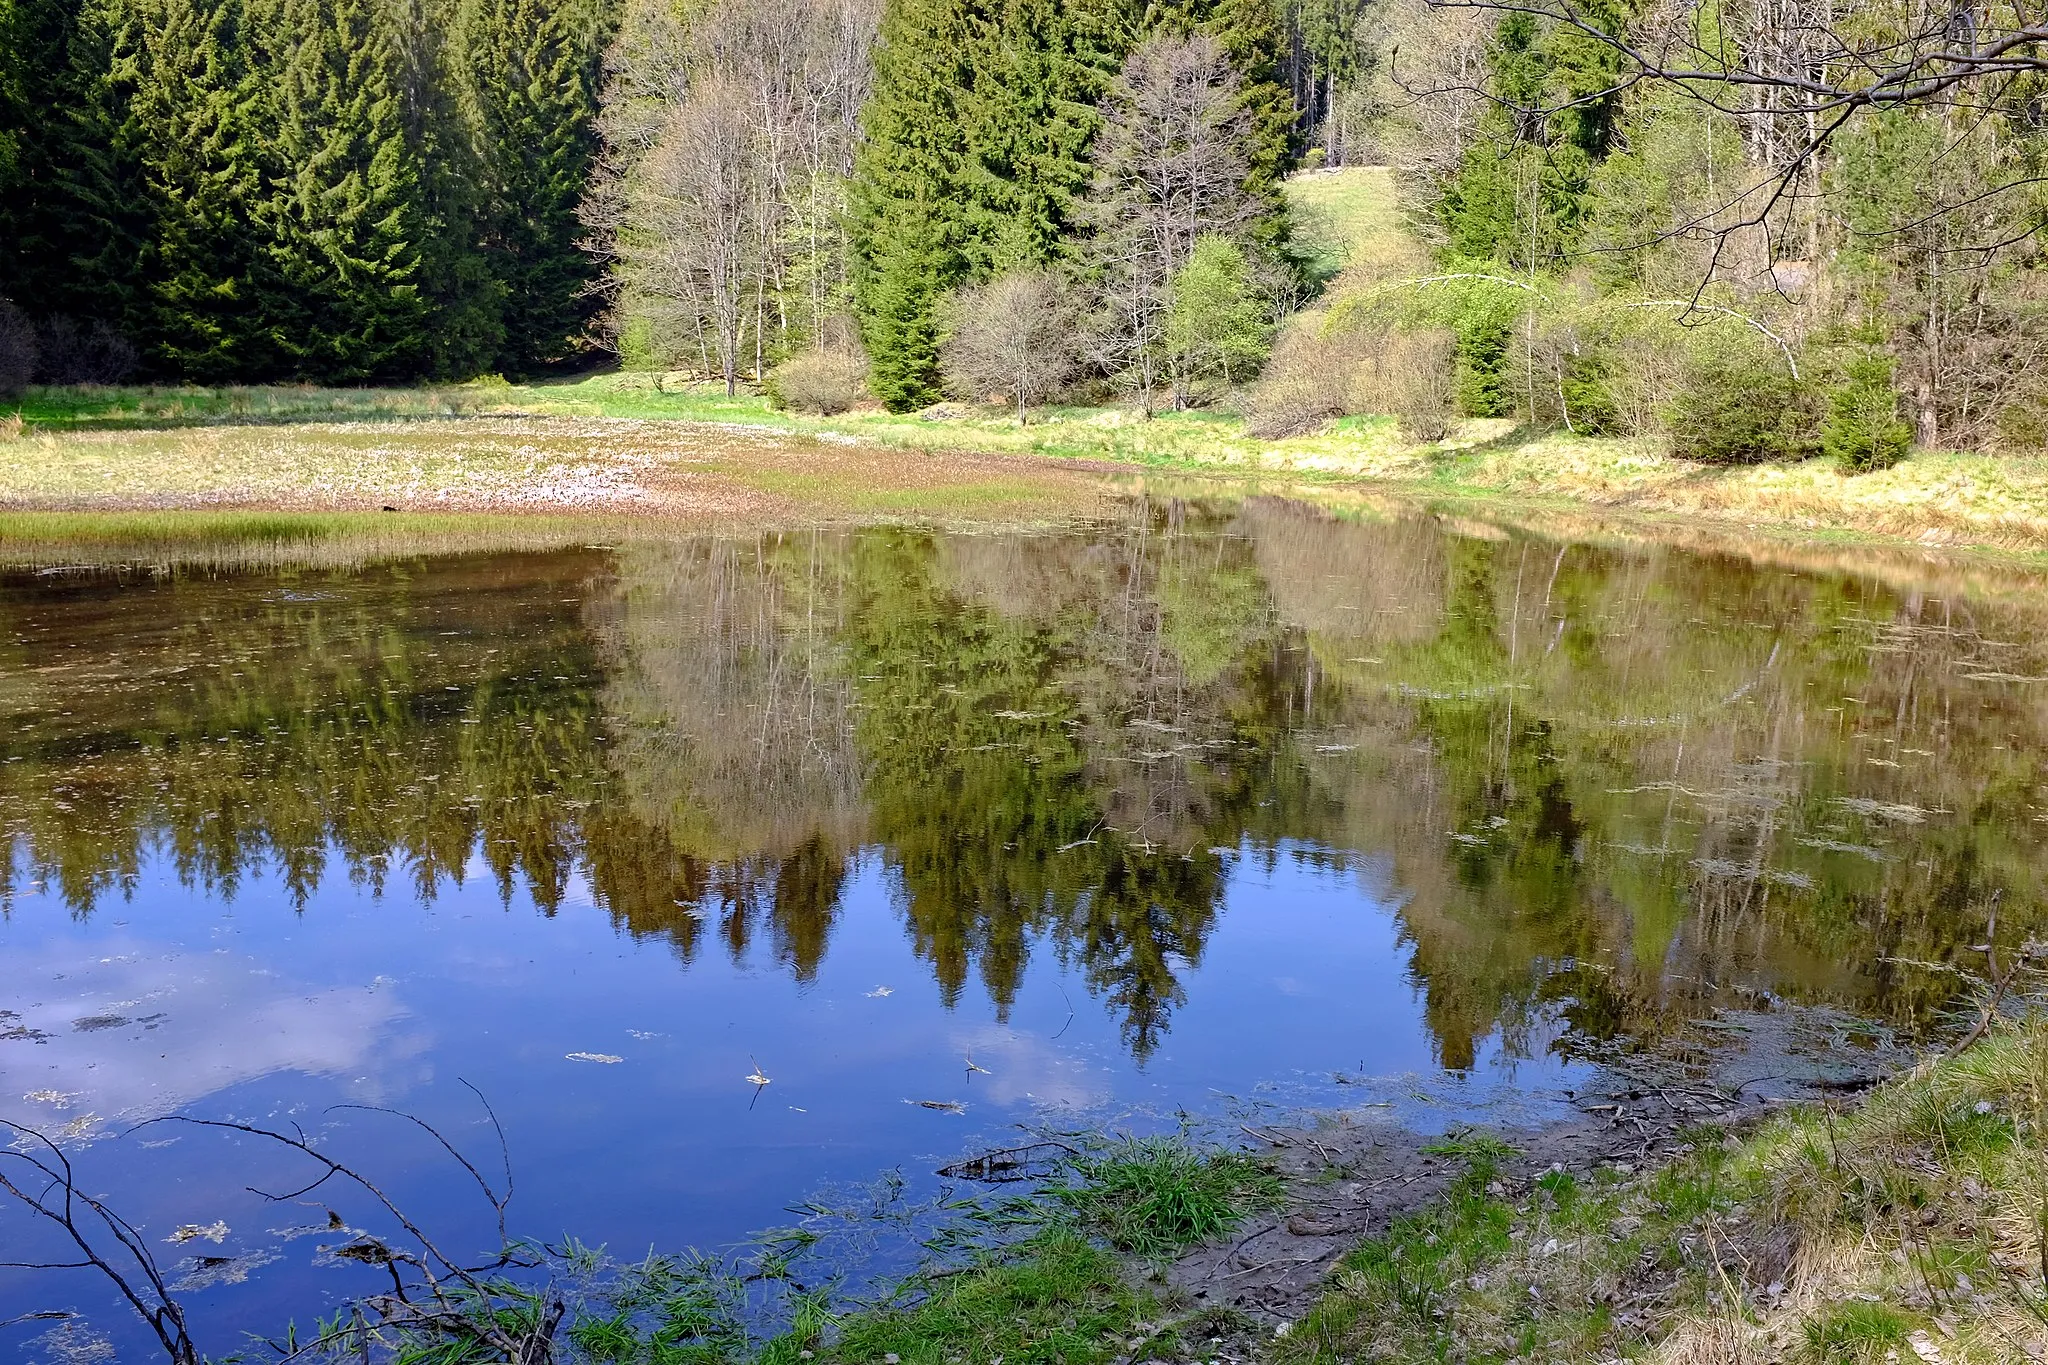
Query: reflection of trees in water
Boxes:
[
  {"xmin": 0, "ymin": 553, "xmax": 613, "ymax": 916},
  {"xmin": 1277, "ymin": 504, "xmax": 2048, "ymax": 1063},
  {"xmin": 843, "ymin": 519, "xmax": 1247, "ymax": 1059},
  {"xmin": 7, "ymin": 508, "xmax": 2048, "ymax": 1068}
]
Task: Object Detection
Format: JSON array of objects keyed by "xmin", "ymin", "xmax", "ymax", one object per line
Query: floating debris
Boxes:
[
  {"xmin": 938, "ymin": 1140, "xmax": 1074, "ymax": 1183},
  {"xmin": 1833, "ymin": 796, "xmax": 1930, "ymax": 824},
  {"xmin": 746, "ymin": 1058, "xmax": 772, "ymax": 1086},
  {"xmin": 910, "ymin": 1099, "xmax": 966, "ymax": 1114},
  {"xmin": 174, "ymin": 1248, "xmax": 278, "ymax": 1291},
  {"xmin": 168, "ymin": 1221, "xmax": 229, "ymax": 1246},
  {"xmin": 566, "ymin": 1052, "xmax": 623, "ymax": 1064},
  {"xmin": 864, "ymin": 985, "xmax": 893, "ymax": 998}
]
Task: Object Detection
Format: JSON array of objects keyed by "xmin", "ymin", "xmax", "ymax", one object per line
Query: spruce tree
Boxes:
[
  {"xmin": 249, "ymin": 0, "xmax": 434, "ymax": 380},
  {"xmin": 861, "ymin": 195, "xmax": 955, "ymax": 411},
  {"xmin": 455, "ymin": 0, "xmax": 609, "ymax": 373},
  {"xmin": 393, "ymin": 0, "xmax": 505, "ymax": 379},
  {"xmin": 0, "ymin": 0, "xmax": 78, "ymax": 307},
  {"xmin": 956, "ymin": 0, "xmax": 1134, "ymax": 273},
  {"xmin": 137, "ymin": 0, "xmax": 275, "ymax": 379},
  {"xmin": 852, "ymin": 0, "xmax": 974, "ymax": 411},
  {"xmin": 44, "ymin": 0, "xmax": 154, "ymax": 335}
]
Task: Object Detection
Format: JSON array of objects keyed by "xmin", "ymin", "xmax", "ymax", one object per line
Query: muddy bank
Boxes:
[{"xmin": 1151, "ymin": 1003, "xmax": 1912, "ymax": 1356}]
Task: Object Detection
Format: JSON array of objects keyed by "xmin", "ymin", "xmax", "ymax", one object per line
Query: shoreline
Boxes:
[{"xmin": 10, "ymin": 383, "xmax": 2048, "ymax": 565}]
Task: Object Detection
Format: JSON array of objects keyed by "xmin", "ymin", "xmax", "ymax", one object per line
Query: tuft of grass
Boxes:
[
  {"xmin": 1799, "ymin": 1301, "xmax": 1912, "ymax": 1363},
  {"xmin": 0, "ymin": 509, "xmax": 615, "ymax": 570},
  {"xmin": 786, "ymin": 1229, "xmax": 1162, "ymax": 1365},
  {"xmin": 1052, "ymin": 1136, "xmax": 1285, "ymax": 1258}
]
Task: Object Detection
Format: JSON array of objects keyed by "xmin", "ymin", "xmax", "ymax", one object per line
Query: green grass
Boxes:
[
  {"xmin": 787, "ymin": 1230, "xmax": 1163, "ymax": 1365},
  {"xmin": 1051, "ymin": 1136, "xmax": 1286, "ymax": 1259},
  {"xmin": 1284, "ymin": 166, "xmax": 1425, "ymax": 285},
  {"xmin": 1800, "ymin": 1301, "xmax": 1913, "ymax": 1364}
]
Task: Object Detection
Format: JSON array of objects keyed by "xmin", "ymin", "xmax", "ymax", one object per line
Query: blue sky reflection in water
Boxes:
[{"xmin": 3, "ymin": 499, "xmax": 2046, "ymax": 1357}]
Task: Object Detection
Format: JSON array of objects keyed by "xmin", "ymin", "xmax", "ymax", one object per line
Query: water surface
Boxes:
[{"xmin": 3, "ymin": 499, "xmax": 2043, "ymax": 1358}]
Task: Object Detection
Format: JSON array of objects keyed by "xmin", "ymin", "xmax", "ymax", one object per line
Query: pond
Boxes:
[{"xmin": 2, "ymin": 495, "xmax": 2042, "ymax": 1359}]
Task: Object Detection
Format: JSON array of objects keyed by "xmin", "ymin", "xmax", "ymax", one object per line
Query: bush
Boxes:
[
  {"xmin": 1359, "ymin": 326, "xmax": 1458, "ymax": 443},
  {"xmin": 36, "ymin": 315, "xmax": 137, "ymax": 384},
  {"xmin": 1164, "ymin": 235, "xmax": 1271, "ymax": 405},
  {"xmin": 1663, "ymin": 336, "xmax": 1813, "ymax": 464},
  {"xmin": 0, "ymin": 300, "xmax": 38, "ymax": 397},
  {"xmin": 767, "ymin": 347, "xmax": 868, "ymax": 415},
  {"xmin": 940, "ymin": 268, "xmax": 1079, "ymax": 421},
  {"xmin": 1244, "ymin": 315, "xmax": 1359, "ymax": 437},
  {"xmin": 1821, "ymin": 351, "xmax": 1912, "ymax": 473}
]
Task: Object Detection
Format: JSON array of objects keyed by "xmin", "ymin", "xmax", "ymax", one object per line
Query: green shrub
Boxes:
[
  {"xmin": 1557, "ymin": 348, "xmax": 1625, "ymax": 434},
  {"xmin": 1663, "ymin": 336, "xmax": 1812, "ymax": 464},
  {"xmin": 1821, "ymin": 351, "xmax": 1913, "ymax": 473}
]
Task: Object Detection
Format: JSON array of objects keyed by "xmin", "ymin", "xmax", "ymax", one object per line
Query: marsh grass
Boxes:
[
  {"xmin": 791, "ymin": 1229, "xmax": 1163, "ymax": 1365},
  {"xmin": 0, "ymin": 510, "xmax": 617, "ymax": 570}
]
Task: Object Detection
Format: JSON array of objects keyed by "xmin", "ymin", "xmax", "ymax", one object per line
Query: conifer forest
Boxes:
[{"xmin": 6, "ymin": 0, "xmax": 2048, "ymax": 464}]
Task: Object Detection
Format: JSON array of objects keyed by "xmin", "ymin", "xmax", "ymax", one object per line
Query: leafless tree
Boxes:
[
  {"xmin": 627, "ymin": 77, "xmax": 768, "ymax": 394},
  {"xmin": 942, "ymin": 269, "xmax": 1082, "ymax": 422},
  {"xmin": 582, "ymin": 0, "xmax": 879, "ymax": 379},
  {"xmin": 0, "ymin": 1121, "xmax": 199, "ymax": 1364},
  {"xmin": 1080, "ymin": 32, "xmax": 1262, "ymax": 413}
]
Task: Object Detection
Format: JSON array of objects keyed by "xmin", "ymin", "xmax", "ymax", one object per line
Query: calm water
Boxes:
[{"xmin": 3, "ymin": 498, "xmax": 2044, "ymax": 1357}]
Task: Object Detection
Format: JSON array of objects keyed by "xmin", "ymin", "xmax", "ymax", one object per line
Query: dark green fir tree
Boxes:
[
  {"xmin": 455, "ymin": 0, "xmax": 610, "ymax": 373},
  {"xmin": 252, "ymin": 0, "xmax": 432, "ymax": 380},
  {"xmin": 392, "ymin": 0, "xmax": 504, "ymax": 378},
  {"xmin": 956, "ymin": 0, "xmax": 1134, "ymax": 273},
  {"xmin": 137, "ymin": 0, "xmax": 275, "ymax": 379},
  {"xmin": 852, "ymin": 0, "xmax": 973, "ymax": 411}
]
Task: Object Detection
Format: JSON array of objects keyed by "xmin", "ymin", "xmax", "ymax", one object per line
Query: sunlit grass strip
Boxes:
[{"xmin": 0, "ymin": 510, "xmax": 621, "ymax": 570}]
